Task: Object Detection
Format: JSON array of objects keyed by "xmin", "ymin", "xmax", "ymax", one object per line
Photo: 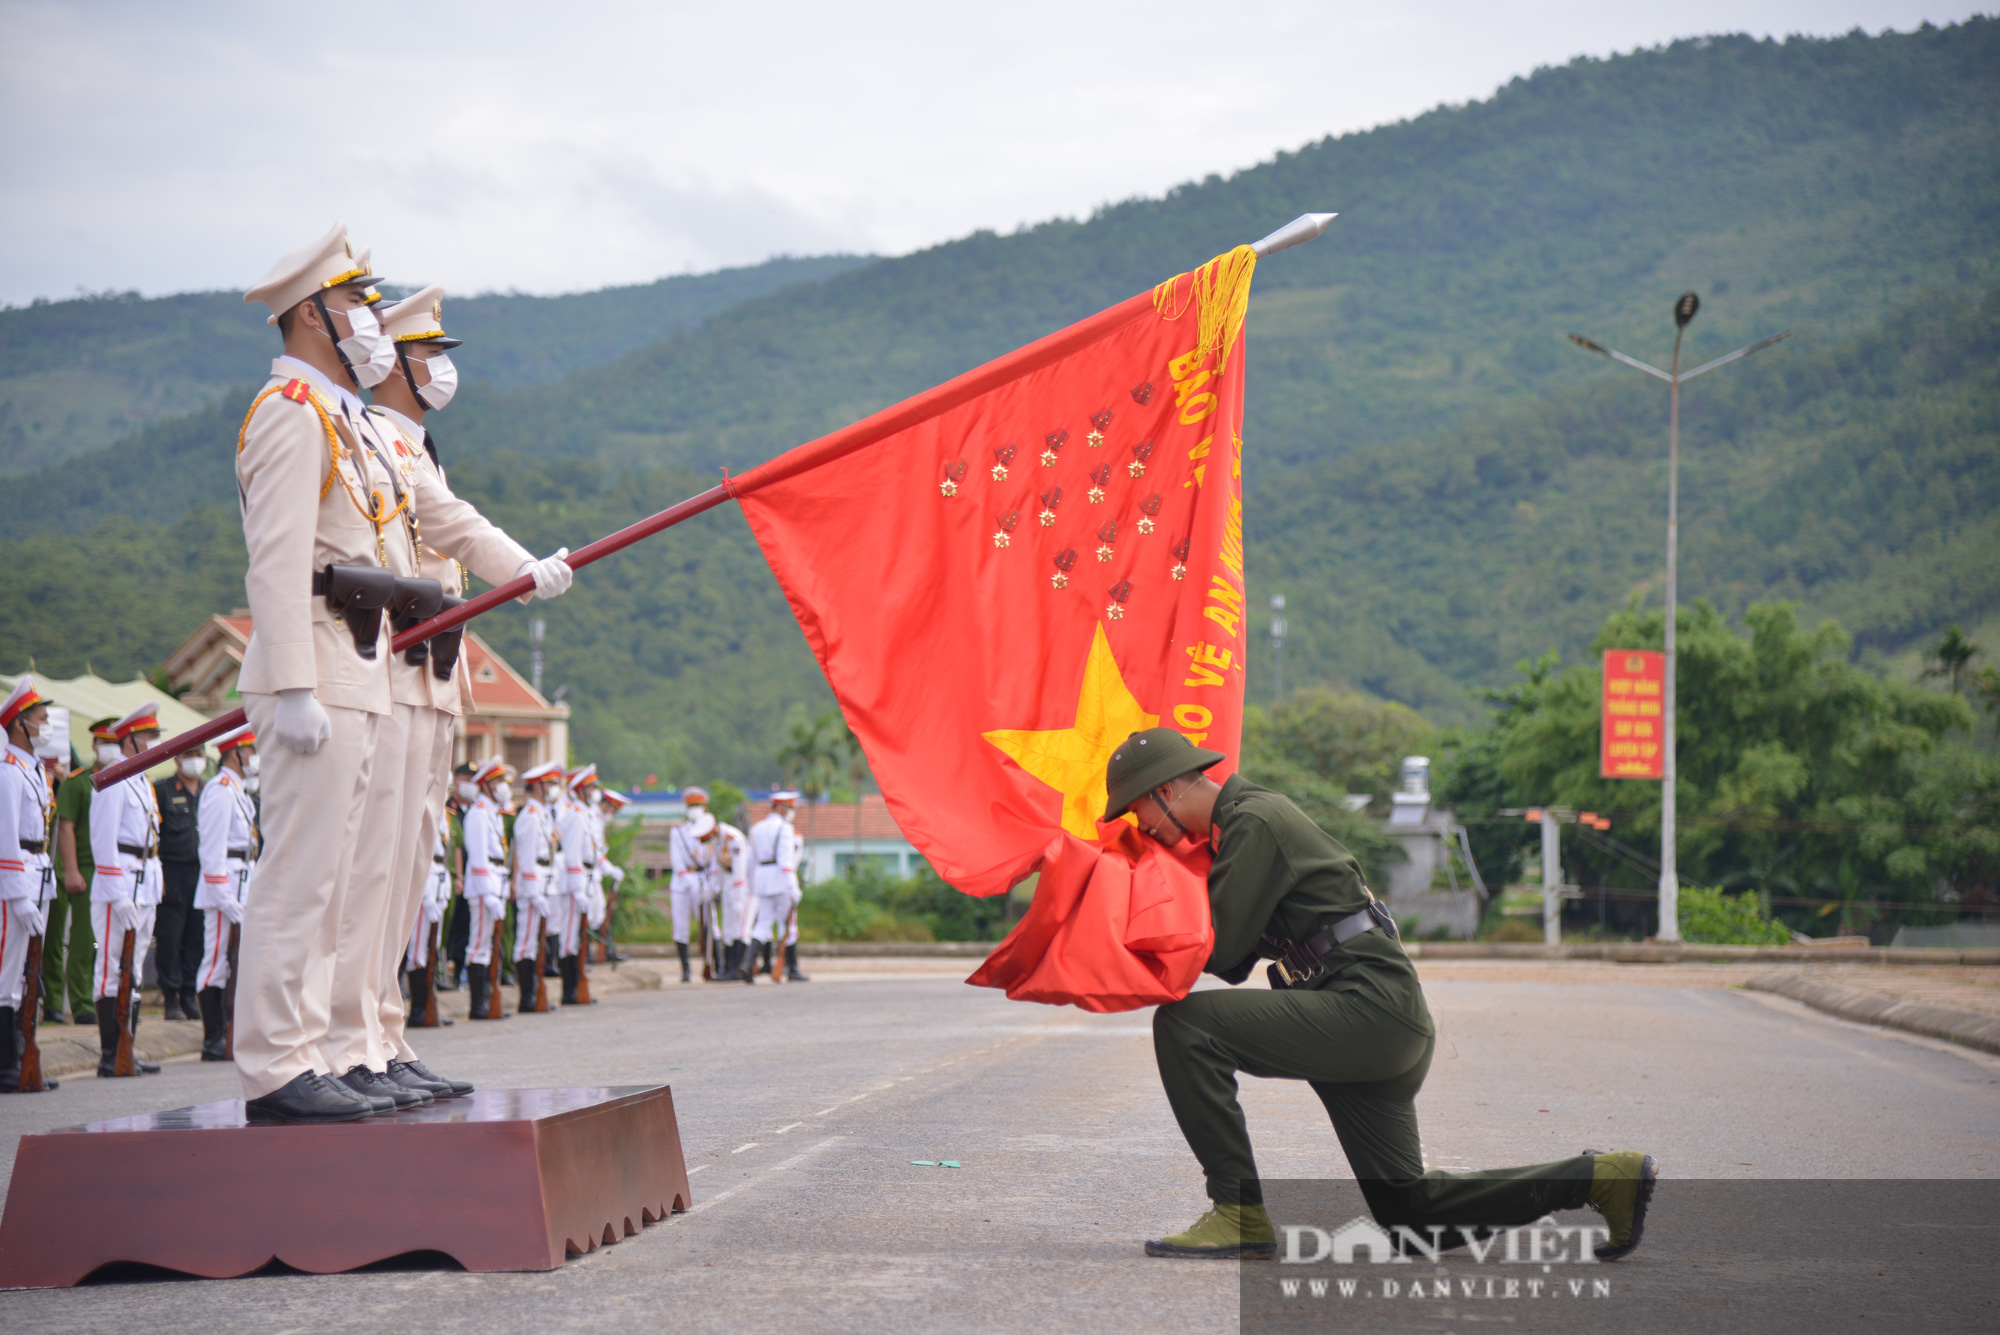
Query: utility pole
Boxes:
[
  {"xmin": 1568, "ymin": 297, "xmax": 1787, "ymax": 943},
  {"xmin": 1270, "ymin": 594, "xmax": 1287, "ymax": 704},
  {"xmin": 530, "ymin": 617, "xmax": 545, "ymax": 697}
]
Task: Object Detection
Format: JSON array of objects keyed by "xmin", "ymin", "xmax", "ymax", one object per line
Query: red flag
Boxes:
[{"xmin": 732, "ymin": 248, "xmax": 1256, "ymax": 1011}]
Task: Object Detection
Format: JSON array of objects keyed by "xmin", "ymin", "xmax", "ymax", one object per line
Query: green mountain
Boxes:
[
  {"xmin": 0, "ymin": 254, "xmax": 873, "ymax": 474},
  {"xmin": 3, "ymin": 22, "xmax": 1996, "ymax": 785}
]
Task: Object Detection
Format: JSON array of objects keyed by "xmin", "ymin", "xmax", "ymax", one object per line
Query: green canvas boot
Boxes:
[
  {"xmin": 1586, "ymin": 1150, "xmax": 1657, "ymax": 1261},
  {"xmin": 1144, "ymin": 1202, "xmax": 1277, "ymax": 1259}
]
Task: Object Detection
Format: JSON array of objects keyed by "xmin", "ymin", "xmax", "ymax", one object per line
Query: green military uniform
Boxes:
[
  {"xmin": 1152, "ymin": 771, "xmax": 1594, "ymax": 1229},
  {"xmin": 45, "ymin": 766, "xmax": 100, "ymax": 1021}
]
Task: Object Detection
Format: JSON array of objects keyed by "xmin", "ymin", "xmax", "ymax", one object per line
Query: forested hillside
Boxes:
[{"xmin": 3, "ymin": 22, "xmax": 1996, "ymax": 783}]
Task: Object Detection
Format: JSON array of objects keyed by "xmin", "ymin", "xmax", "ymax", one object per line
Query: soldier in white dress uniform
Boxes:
[
  {"xmin": 748, "ymin": 791, "xmax": 805, "ymax": 981},
  {"xmin": 1, "ymin": 678, "xmax": 59, "ymax": 1093},
  {"xmin": 553, "ymin": 764, "xmax": 600, "ymax": 1003},
  {"xmin": 669, "ymin": 787, "xmax": 715, "ymax": 983},
  {"xmin": 363, "ymin": 284, "xmax": 540, "ymax": 1097},
  {"xmin": 193, "ymin": 724, "xmax": 259, "ymax": 1063},
  {"xmin": 459, "ymin": 756, "xmax": 513, "ymax": 1020},
  {"xmin": 510, "ymin": 761, "xmax": 563, "ymax": 1013},
  {"xmin": 88, "ymin": 703, "xmax": 166, "ymax": 1078},
  {"xmin": 710, "ymin": 819, "xmax": 752, "ymax": 982}
]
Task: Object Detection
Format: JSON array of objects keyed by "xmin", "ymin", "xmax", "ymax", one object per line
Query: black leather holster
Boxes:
[
  {"xmin": 314, "ymin": 565, "xmax": 396, "ymax": 660},
  {"xmin": 427, "ymin": 594, "xmax": 466, "ymax": 682},
  {"xmin": 388, "ymin": 576, "xmax": 445, "ymax": 666}
]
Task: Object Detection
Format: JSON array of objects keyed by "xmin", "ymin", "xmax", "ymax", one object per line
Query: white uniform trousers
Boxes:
[
  {"xmin": 0, "ymin": 901, "xmax": 33, "ymax": 1008},
  {"xmin": 553, "ymin": 887, "xmax": 585, "ymax": 956},
  {"xmin": 233, "ymin": 693, "xmax": 378, "ymax": 1101},
  {"xmin": 670, "ymin": 872, "xmax": 707, "ymax": 945},
  {"xmin": 374, "ymin": 704, "xmax": 453, "ymax": 1067},
  {"xmin": 512, "ymin": 894, "xmax": 547, "ymax": 963},
  {"xmin": 750, "ymin": 892, "xmax": 797, "ymax": 946},
  {"xmin": 92, "ymin": 900, "xmax": 157, "ymax": 1000},
  {"xmin": 721, "ymin": 880, "xmax": 752, "ymax": 944},
  {"xmin": 408, "ymin": 863, "xmax": 449, "ymax": 968},
  {"xmin": 196, "ymin": 907, "xmax": 237, "ymax": 990},
  {"xmin": 466, "ymin": 895, "xmax": 505, "ymax": 966}
]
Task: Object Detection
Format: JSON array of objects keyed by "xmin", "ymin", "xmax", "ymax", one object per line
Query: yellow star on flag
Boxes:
[{"xmin": 982, "ymin": 623, "xmax": 1159, "ymax": 840}]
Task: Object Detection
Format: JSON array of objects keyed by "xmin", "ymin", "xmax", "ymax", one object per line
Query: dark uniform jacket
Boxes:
[
  {"xmin": 1204, "ymin": 774, "xmax": 1434, "ymax": 1037},
  {"xmin": 154, "ymin": 775, "xmax": 201, "ymax": 865}
]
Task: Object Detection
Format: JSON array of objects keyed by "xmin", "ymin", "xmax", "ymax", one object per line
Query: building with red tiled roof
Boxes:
[{"xmin": 163, "ymin": 611, "xmax": 568, "ymax": 772}]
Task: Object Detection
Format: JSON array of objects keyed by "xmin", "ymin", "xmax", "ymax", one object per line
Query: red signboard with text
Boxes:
[{"xmin": 1601, "ymin": 649, "xmax": 1665, "ymax": 779}]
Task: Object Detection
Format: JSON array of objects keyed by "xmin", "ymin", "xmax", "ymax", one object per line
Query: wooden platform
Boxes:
[{"xmin": 0, "ymin": 1085, "xmax": 691, "ymax": 1288}]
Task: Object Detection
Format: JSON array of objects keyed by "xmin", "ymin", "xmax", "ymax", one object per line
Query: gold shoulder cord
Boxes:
[{"xmin": 237, "ymin": 386, "xmax": 407, "ymax": 566}]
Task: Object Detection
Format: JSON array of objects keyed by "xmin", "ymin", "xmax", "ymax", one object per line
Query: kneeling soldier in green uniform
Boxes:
[{"xmin": 1103, "ymin": 729, "xmax": 1655, "ymax": 1262}]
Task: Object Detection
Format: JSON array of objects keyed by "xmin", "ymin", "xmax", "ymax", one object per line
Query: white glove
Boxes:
[
  {"xmin": 272, "ymin": 687, "xmax": 331, "ymax": 754},
  {"xmin": 8, "ymin": 896, "xmax": 44, "ymax": 937},
  {"xmin": 517, "ymin": 548, "xmax": 573, "ymax": 601},
  {"xmin": 111, "ymin": 896, "xmax": 140, "ymax": 935},
  {"xmin": 220, "ymin": 895, "xmax": 245, "ymax": 926}
]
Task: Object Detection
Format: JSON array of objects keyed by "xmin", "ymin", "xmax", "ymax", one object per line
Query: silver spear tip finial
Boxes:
[{"xmin": 1251, "ymin": 212, "xmax": 1339, "ymax": 258}]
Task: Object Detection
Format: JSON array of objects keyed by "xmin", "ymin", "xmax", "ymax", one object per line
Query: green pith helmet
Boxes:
[{"xmin": 1103, "ymin": 727, "xmax": 1226, "ymax": 822}]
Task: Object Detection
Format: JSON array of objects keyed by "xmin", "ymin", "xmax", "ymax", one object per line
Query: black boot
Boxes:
[
  {"xmin": 161, "ymin": 987, "xmax": 186, "ymax": 1022},
  {"xmin": 129, "ymin": 999, "xmax": 161, "ymax": 1073},
  {"xmin": 0, "ymin": 1006, "xmax": 17, "ymax": 1091},
  {"xmin": 762, "ymin": 942, "xmax": 777, "ymax": 976},
  {"xmin": 676, "ymin": 942, "xmax": 691, "ymax": 983},
  {"xmin": 95, "ymin": 1002, "xmax": 119, "ymax": 1077},
  {"xmin": 180, "ymin": 986, "xmax": 199, "ymax": 1021},
  {"xmin": 785, "ymin": 943, "xmax": 810, "ymax": 982},
  {"xmin": 544, "ymin": 936, "xmax": 562, "ymax": 976},
  {"xmin": 467, "ymin": 963, "xmax": 491, "ymax": 1019},
  {"xmin": 559, "ymin": 955, "xmax": 580, "ymax": 1005},
  {"xmin": 742, "ymin": 941, "xmax": 757, "ymax": 984},
  {"xmin": 197, "ymin": 987, "xmax": 229, "ymax": 1061},
  {"xmin": 518, "ymin": 962, "xmax": 538, "ymax": 1014},
  {"xmin": 714, "ymin": 941, "xmax": 740, "ymax": 981}
]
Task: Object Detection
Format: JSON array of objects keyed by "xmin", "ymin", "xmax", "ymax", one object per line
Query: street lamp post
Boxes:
[
  {"xmin": 1567, "ymin": 296, "xmax": 1788, "ymax": 943},
  {"xmin": 1270, "ymin": 594, "xmax": 1287, "ymax": 703}
]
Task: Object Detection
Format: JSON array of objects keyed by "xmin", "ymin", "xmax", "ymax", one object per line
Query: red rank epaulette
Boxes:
[{"xmin": 280, "ymin": 379, "xmax": 313, "ymax": 403}]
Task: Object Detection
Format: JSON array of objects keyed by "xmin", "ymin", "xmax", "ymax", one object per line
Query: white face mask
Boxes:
[
  {"xmin": 492, "ymin": 782, "xmax": 512, "ymax": 808},
  {"xmin": 335, "ymin": 302, "xmax": 396, "ymax": 388},
  {"xmin": 178, "ymin": 756, "xmax": 203, "ymax": 778},
  {"xmin": 416, "ymin": 351, "xmax": 458, "ymax": 410},
  {"xmin": 95, "ymin": 742, "xmax": 121, "ymax": 767},
  {"xmin": 456, "ymin": 780, "xmax": 479, "ymax": 803},
  {"xmin": 244, "ymin": 753, "xmax": 261, "ymax": 776},
  {"xmin": 243, "ymin": 775, "xmax": 261, "ymax": 794},
  {"xmin": 588, "ymin": 791, "xmax": 602, "ymax": 807}
]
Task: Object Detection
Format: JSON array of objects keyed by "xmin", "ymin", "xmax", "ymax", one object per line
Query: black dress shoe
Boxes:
[
  {"xmin": 160, "ymin": 992, "xmax": 186, "ymax": 1022},
  {"xmin": 136, "ymin": 1057, "xmax": 162, "ymax": 1074},
  {"xmin": 73, "ymin": 1005, "xmax": 97, "ymax": 1025},
  {"xmin": 245, "ymin": 1071, "xmax": 370, "ymax": 1123},
  {"xmin": 380, "ymin": 1061, "xmax": 443, "ymax": 1101},
  {"xmin": 399, "ymin": 1057, "xmax": 473, "ymax": 1097},
  {"xmin": 340, "ymin": 1065, "xmax": 422, "ymax": 1110}
]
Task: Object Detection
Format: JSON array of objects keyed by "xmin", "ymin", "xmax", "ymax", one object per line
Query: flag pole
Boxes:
[{"xmin": 92, "ymin": 482, "xmax": 736, "ymax": 789}]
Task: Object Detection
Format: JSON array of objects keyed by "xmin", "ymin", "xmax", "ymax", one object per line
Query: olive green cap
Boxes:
[{"xmin": 1102, "ymin": 727, "xmax": 1225, "ymax": 821}]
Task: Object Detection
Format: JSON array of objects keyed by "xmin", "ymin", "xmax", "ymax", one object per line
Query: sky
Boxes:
[{"xmin": 0, "ymin": 1, "xmax": 1986, "ymax": 306}]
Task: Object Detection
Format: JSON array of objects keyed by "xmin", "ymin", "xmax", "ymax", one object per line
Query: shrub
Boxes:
[{"xmin": 1676, "ymin": 885, "xmax": 1791, "ymax": 946}]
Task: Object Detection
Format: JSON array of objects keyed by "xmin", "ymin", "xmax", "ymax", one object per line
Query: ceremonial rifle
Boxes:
[
  {"xmin": 224, "ymin": 922, "xmax": 239, "ymax": 1058},
  {"xmin": 531, "ymin": 918, "xmax": 550, "ymax": 1013},
  {"xmin": 113, "ymin": 926, "xmax": 136, "ymax": 1077},
  {"xmin": 422, "ymin": 921, "xmax": 442, "ymax": 1027},
  {"xmin": 491, "ymin": 918, "xmax": 508, "ymax": 1017},
  {"xmin": 19, "ymin": 932, "xmax": 45, "ymax": 1091}
]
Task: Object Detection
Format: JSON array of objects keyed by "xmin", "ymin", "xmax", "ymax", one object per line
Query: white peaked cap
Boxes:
[
  {"xmin": 521, "ymin": 761, "xmax": 565, "ymax": 784},
  {"xmin": 380, "ymin": 284, "xmax": 463, "ymax": 348},
  {"xmin": 1, "ymin": 675, "xmax": 43, "ymax": 730},
  {"xmin": 244, "ymin": 221, "xmax": 380, "ymax": 324},
  {"xmin": 769, "ymin": 789, "xmax": 799, "ymax": 804}
]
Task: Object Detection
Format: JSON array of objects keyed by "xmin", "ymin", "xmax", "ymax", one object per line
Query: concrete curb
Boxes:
[{"xmin": 1746, "ymin": 972, "xmax": 2000, "ymax": 1056}]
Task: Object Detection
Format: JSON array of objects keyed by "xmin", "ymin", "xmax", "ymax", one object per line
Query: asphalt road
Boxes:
[{"xmin": 2, "ymin": 961, "xmax": 1996, "ymax": 1333}]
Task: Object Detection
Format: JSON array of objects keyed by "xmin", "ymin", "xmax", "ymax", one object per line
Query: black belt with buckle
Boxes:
[
  {"xmin": 20, "ymin": 838, "xmax": 46, "ymax": 855},
  {"xmin": 117, "ymin": 841, "xmax": 156, "ymax": 859},
  {"xmin": 227, "ymin": 847, "xmax": 251, "ymax": 859},
  {"xmin": 1262, "ymin": 900, "xmax": 1399, "ymax": 990}
]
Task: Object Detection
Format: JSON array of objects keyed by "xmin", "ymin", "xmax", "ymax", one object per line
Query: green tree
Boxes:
[
  {"xmin": 1922, "ymin": 624, "xmax": 1980, "ymax": 695},
  {"xmin": 776, "ymin": 712, "xmax": 843, "ymax": 799}
]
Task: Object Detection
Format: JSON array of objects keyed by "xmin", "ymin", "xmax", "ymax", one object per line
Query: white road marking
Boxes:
[
  {"xmin": 775, "ymin": 1121, "xmax": 803, "ymax": 1134},
  {"xmin": 814, "ymin": 1106, "xmax": 839, "ymax": 1116},
  {"xmin": 732, "ymin": 1142, "xmax": 760, "ymax": 1153},
  {"xmin": 679, "ymin": 1137, "xmax": 843, "ymax": 1218},
  {"xmin": 687, "ymin": 1166, "xmax": 709, "ymax": 1175}
]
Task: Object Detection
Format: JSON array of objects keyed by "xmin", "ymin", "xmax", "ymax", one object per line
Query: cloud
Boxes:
[{"xmin": 0, "ymin": 0, "xmax": 1979, "ymax": 303}]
